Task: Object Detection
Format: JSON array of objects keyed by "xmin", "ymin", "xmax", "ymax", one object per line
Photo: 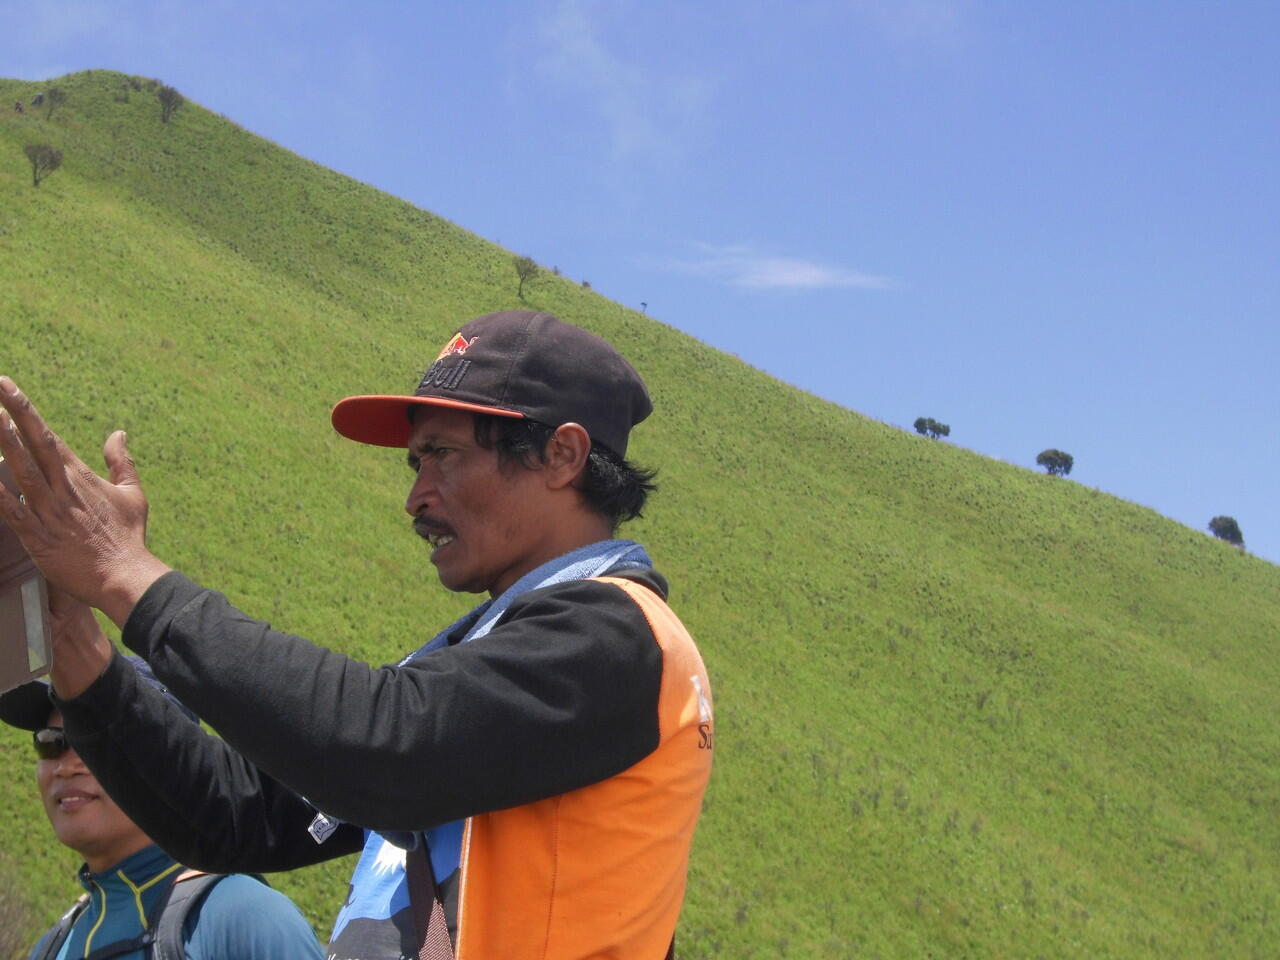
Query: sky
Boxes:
[{"xmin": 3, "ymin": 0, "xmax": 1277, "ymax": 564}]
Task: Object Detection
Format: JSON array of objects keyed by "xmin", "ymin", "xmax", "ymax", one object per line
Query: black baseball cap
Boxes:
[
  {"xmin": 330, "ymin": 311, "xmax": 652, "ymax": 458},
  {"xmin": 0, "ymin": 655, "xmax": 198, "ymax": 730}
]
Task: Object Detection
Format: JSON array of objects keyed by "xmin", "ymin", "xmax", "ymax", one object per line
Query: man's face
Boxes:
[
  {"xmin": 405, "ymin": 408, "xmax": 557, "ymax": 596},
  {"xmin": 37, "ymin": 710, "xmax": 150, "ymax": 872}
]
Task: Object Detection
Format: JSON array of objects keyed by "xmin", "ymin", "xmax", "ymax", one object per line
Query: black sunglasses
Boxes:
[{"xmin": 33, "ymin": 726, "xmax": 69, "ymax": 760}]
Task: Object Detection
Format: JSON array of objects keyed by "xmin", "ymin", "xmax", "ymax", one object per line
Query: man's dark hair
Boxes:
[{"xmin": 473, "ymin": 414, "xmax": 656, "ymax": 529}]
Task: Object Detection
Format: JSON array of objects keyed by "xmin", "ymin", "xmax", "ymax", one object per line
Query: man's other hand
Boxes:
[{"xmin": 48, "ymin": 585, "xmax": 115, "ymax": 699}]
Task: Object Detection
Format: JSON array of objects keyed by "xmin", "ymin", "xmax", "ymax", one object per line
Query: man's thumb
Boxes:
[{"xmin": 104, "ymin": 430, "xmax": 140, "ymax": 487}]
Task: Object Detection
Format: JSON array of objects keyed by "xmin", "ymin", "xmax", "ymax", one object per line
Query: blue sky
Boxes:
[{"xmin": 4, "ymin": 1, "xmax": 1277, "ymax": 563}]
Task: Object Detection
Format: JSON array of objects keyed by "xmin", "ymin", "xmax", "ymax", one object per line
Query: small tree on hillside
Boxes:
[
  {"xmin": 913, "ymin": 416, "xmax": 950, "ymax": 440},
  {"xmin": 1208, "ymin": 516, "xmax": 1244, "ymax": 549},
  {"xmin": 1036, "ymin": 449, "xmax": 1073, "ymax": 476},
  {"xmin": 23, "ymin": 144, "xmax": 62, "ymax": 187},
  {"xmin": 513, "ymin": 255, "xmax": 539, "ymax": 299},
  {"xmin": 157, "ymin": 85, "xmax": 185, "ymax": 123},
  {"xmin": 44, "ymin": 87, "xmax": 67, "ymax": 120}
]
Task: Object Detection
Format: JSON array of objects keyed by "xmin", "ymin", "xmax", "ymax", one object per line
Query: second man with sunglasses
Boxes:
[{"xmin": 0, "ymin": 640, "xmax": 325, "ymax": 960}]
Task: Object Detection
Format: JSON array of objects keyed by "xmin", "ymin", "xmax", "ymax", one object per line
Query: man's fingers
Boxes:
[
  {"xmin": 0, "ymin": 378, "xmax": 70, "ymax": 495},
  {"xmin": 104, "ymin": 430, "xmax": 141, "ymax": 488},
  {"xmin": 0, "ymin": 379, "xmax": 164, "ymax": 621},
  {"xmin": 0, "ymin": 407, "xmax": 55, "ymax": 512},
  {"xmin": 0, "ymin": 470, "xmax": 29, "ymax": 526}
]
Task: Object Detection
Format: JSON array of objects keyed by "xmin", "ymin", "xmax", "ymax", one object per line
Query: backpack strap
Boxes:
[
  {"xmin": 148, "ymin": 870, "xmax": 229, "ymax": 960},
  {"xmin": 33, "ymin": 871, "xmax": 236, "ymax": 960},
  {"xmin": 405, "ymin": 843, "xmax": 454, "ymax": 959},
  {"xmin": 31, "ymin": 894, "xmax": 90, "ymax": 960}
]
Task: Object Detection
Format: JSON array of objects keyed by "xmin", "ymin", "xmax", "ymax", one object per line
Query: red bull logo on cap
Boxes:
[{"xmin": 436, "ymin": 333, "xmax": 477, "ymax": 362}]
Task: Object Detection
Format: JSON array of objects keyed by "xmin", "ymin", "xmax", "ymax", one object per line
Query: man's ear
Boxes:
[{"xmin": 544, "ymin": 423, "xmax": 592, "ymax": 489}]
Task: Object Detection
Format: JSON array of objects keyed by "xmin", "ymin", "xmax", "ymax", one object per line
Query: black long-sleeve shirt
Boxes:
[{"xmin": 56, "ymin": 568, "xmax": 668, "ymax": 874}]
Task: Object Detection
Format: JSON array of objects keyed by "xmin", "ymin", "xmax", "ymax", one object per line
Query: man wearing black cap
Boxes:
[
  {"xmin": 0, "ymin": 649, "xmax": 325, "ymax": 959},
  {"xmin": 0, "ymin": 311, "xmax": 713, "ymax": 960}
]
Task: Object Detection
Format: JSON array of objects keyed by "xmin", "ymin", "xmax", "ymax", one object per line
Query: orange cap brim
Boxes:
[{"xmin": 330, "ymin": 395, "xmax": 525, "ymax": 448}]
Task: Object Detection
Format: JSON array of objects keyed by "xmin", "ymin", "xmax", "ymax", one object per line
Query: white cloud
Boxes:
[
  {"xmin": 533, "ymin": 0, "xmax": 713, "ymax": 164},
  {"xmin": 664, "ymin": 243, "xmax": 893, "ymax": 291}
]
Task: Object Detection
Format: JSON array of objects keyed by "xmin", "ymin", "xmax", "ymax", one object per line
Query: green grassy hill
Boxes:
[{"xmin": 1, "ymin": 71, "xmax": 1277, "ymax": 958}]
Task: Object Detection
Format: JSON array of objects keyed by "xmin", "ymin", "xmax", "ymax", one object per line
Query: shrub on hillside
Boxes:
[
  {"xmin": 513, "ymin": 255, "xmax": 539, "ymax": 300},
  {"xmin": 1208, "ymin": 515, "xmax": 1244, "ymax": 548},
  {"xmin": 23, "ymin": 144, "xmax": 63, "ymax": 187},
  {"xmin": 157, "ymin": 85, "xmax": 185, "ymax": 123},
  {"xmin": 913, "ymin": 416, "xmax": 950, "ymax": 440},
  {"xmin": 1036, "ymin": 448, "xmax": 1073, "ymax": 476}
]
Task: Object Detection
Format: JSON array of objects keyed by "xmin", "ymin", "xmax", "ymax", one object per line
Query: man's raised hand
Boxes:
[{"xmin": 0, "ymin": 377, "xmax": 171, "ymax": 627}]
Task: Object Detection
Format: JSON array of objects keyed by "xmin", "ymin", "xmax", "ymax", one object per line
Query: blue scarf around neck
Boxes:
[
  {"xmin": 325, "ymin": 539, "xmax": 654, "ymax": 947},
  {"xmin": 395, "ymin": 538, "xmax": 651, "ymax": 858}
]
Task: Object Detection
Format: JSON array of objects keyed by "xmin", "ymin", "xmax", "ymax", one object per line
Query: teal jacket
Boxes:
[{"xmin": 29, "ymin": 844, "xmax": 323, "ymax": 960}]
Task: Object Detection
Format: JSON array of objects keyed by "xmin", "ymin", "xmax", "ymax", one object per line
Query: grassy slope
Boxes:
[{"xmin": 0, "ymin": 71, "xmax": 1277, "ymax": 958}]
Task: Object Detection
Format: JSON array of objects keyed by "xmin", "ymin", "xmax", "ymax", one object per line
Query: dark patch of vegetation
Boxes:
[
  {"xmin": 157, "ymin": 84, "xmax": 184, "ymax": 123},
  {"xmin": 513, "ymin": 255, "xmax": 538, "ymax": 300},
  {"xmin": 913, "ymin": 416, "xmax": 950, "ymax": 440},
  {"xmin": 1036, "ymin": 448, "xmax": 1073, "ymax": 476},
  {"xmin": 23, "ymin": 143, "xmax": 62, "ymax": 187},
  {"xmin": 1209, "ymin": 515, "xmax": 1244, "ymax": 548}
]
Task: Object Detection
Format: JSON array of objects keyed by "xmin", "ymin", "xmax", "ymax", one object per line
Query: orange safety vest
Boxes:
[{"xmin": 453, "ymin": 577, "xmax": 714, "ymax": 959}]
